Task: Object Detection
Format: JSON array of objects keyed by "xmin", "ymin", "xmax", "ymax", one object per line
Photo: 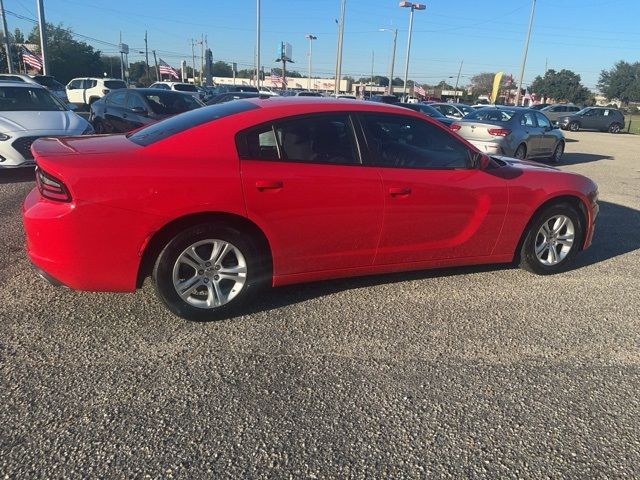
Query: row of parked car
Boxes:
[{"xmin": 0, "ymin": 72, "xmax": 628, "ymax": 169}]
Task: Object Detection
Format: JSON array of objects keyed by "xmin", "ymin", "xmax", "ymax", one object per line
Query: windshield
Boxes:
[
  {"xmin": 143, "ymin": 92, "xmax": 202, "ymax": 114},
  {"xmin": 457, "ymin": 105, "xmax": 473, "ymax": 116},
  {"xmin": 32, "ymin": 76, "xmax": 65, "ymax": 90},
  {"xmin": 104, "ymin": 80, "xmax": 127, "ymax": 89},
  {"xmin": 174, "ymin": 84, "xmax": 198, "ymax": 92},
  {"xmin": 0, "ymin": 86, "xmax": 66, "ymax": 111},
  {"xmin": 417, "ymin": 104, "xmax": 445, "ymax": 117},
  {"xmin": 128, "ymin": 100, "xmax": 258, "ymax": 146},
  {"xmin": 464, "ymin": 108, "xmax": 516, "ymax": 122}
]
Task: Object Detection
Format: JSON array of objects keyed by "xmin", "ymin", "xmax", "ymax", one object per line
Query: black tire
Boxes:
[
  {"xmin": 549, "ymin": 141, "xmax": 564, "ymax": 164},
  {"xmin": 514, "ymin": 143, "xmax": 527, "ymax": 160},
  {"xmin": 152, "ymin": 223, "xmax": 267, "ymax": 321},
  {"xmin": 519, "ymin": 203, "xmax": 584, "ymax": 275},
  {"xmin": 608, "ymin": 122, "xmax": 622, "ymax": 133},
  {"xmin": 569, "ymin": 121, "xmax": 580, "ymax": 132}
]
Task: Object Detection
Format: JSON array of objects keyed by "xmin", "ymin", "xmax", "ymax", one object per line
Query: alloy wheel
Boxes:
[
  {"xmin": 172, "ymin": 239, "xmax": 247, "ymax": 309},
  {"xmin": 569, "ymin": 122, "xmax": 579, "ymax": 132},
  {"xmin": 534, "ymin": 215, "xmax": 575, "ymax": 266},
  {"xmin": 553, "ymin": 142, "xmax": 564, "ymax": 163},
  {"xmin": 514, "ymin": 144, "xmax": 527, "ymax": 159},
  {"xmin": 609, "ymin": 123, "xmax": 621, "ymax": 133}
]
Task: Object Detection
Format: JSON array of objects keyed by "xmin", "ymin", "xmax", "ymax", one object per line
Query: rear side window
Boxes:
[
  {"xmin": 128, "ymin": 100, "xmax": 258, "ymax": 146},
  {"xmin": 84, "ymin": 80, "xmax": 97, "ymax": 88},
  {"xmin": 360, "ymin": 113, "xmax": 471, "ymax": 169},
  {"xmin": 104, "ymin": 80, "xmax": 127, "ymax": 89},
  {"xmin": 238, "ymin": 114, "xmax": 360, "ymax": 165}
]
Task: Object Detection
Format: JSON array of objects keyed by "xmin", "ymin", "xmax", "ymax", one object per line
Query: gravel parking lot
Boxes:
[{"xmin": 1, "ymin": 131, "xmax": 639, "ymax": 477}]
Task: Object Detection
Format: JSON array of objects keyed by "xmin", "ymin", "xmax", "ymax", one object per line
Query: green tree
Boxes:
[
  {"xmin": 13, "ymin": 28, "xmax": 25, "ymax": 43},
  {"xmin": 435, "ymin": 80, "xmax": 453, "ymax": 89},
  {"xmin": 530, "ymin": 69, "xmax": 591, "ymax": 104},
  {"xmin": 598, "ymin": 61, "xmax": 640, "ymax": 105},
  {"xmin": 470, "ymin": 72, "xmax": 513, "ymax": 94},
  {"xmin": 27, "ymin": 23, "xmax": 103, "ymax": 83},
  {"xmin": 212, "ymin": 61, "xmax": 232, "ymax": 77}
]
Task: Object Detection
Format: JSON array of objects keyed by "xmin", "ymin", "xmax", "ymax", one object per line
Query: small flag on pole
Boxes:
[
  {"xmin": 20, "ymin": 46, "xmax": 42, "ymax": 71},
  {"xmin": 158, "ymin": 59, "xmax": 179, "ymax": 79},
  {"xmin": 414, "ymin": 84, "xmax": 426, "ymax": 97}
]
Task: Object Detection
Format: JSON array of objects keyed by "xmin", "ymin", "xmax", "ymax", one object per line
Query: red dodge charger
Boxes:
[{"xmin": 23, "ymin": 98, "xmax": 598, "ymax": 321}]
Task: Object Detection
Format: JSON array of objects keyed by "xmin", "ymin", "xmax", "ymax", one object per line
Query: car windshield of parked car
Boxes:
[
  {"xmin": 32, "ymin": 76, "xmax": 65, "ymax": 91},
  {"xmin": 464, "ymin": 108, "xmax": 516, "ymax": 122},
  {"xmin": 0, "ymin": 86, "xmax": 65, "ymax": 111},
  {"xmin": 417, "ymin": 104, "xmax": 445, "ymax": 117},
  {"xmin": 457, "ymin": 105, "xmax": 473, "ymax": 116},
  {"xmin": 143, "ymin": 92, "xmax": 202, "ymax": 114},
  {"xmin": 128, "ymin": 100, "xmax": 258, "ymax": 146},
  {"xmin": 575, "ymin": 107, "xmax": 592, "ymax": 115},
  {"xmin": 104, "ymin": 80, "xmax": 127, "ymax": 89},
  {"xmin": 174, "ymin": 84, "xmax": 198, "ymax": 92}
]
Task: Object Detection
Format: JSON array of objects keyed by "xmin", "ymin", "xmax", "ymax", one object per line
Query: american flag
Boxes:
[
  {"xmin": 268, "ymin": 74, "xmax": 285, "ymax": 87},
  {"xmin": 414, "ymin": 83, "xmax": 426, "ymax": 97},
  {"xmin": 158, "ymin": 59, "xmax": 179, "ymax": 79},
  {"xmin": 20, "ymin": 46, "xmax": 42, "ymax": 71}
]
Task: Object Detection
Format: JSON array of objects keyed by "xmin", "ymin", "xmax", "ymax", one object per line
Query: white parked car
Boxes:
[
  {"xmin": 0, "ymin": 74, "xmax": 69, "ymax": 103},
  {"xmin": 0, "ymin": 82, "xmax": 93, "ymax": 168},
  {"xmin": 66, "ymin": 77, "xmax": 127, "ymax": 109},
  {"xmin": 149, "ymin": 82, "xmax": 200, "ymax": 99}
]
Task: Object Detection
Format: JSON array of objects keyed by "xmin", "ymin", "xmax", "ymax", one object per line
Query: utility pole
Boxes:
[
  {"xmin": 380, "ymin": 28, "xmax": 397, "ymax": 95},
  {"xmin": 119, "ymin": 32, "xmax": 124, "ymax": 80},
  {"xmin": 0, "ymin": 0, "xmax": 13, "ymax": 73},
  {"xmin": 306, "ymin": 34, "xmax": 316, "ymax": 90},
  {"xmin": 200, "ymin": 34, "xmax": 204, "ymax": 86},
  {"xmin": 256, "ymin": 0, "xmax": 261, "ymax": 89},
  {"xmin": 544, "ymin": 57, "xmax": 548, "ymax": 74},
  {"xmin": 334, "ymin": 0, "xmax": 346, "ymax": 95},
  {"xmin": 516, "ymin": 0, "xmax": 536, "ymax": 106},
  {"xmin": 454, "ymin": 59, "xmax": 463, "ymax": 101},
  {"xmin": 370, "ymin": 50, "xmax": 374, "ymax": 84},
  {"xmin": 144, "ymin": 30, "xmax": 149, "ymax": 79},
  {"xmin": 36, "ymin": 0, "xmax": 48, "ymax": 74},
  {"xmin": 191, "ymin": 39, "xmax": 196, "ymax": 84},
  {"xmin": 152, "ymin": 49, "xmax": 159, "ymax": 81}
]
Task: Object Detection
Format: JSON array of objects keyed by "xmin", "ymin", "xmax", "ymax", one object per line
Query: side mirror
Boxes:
[
  {"xmin": 471, "ymin": 151, "xmax": 490, "ymax": 169},
  {"xmin": 131, "ymin": 106, "xmax": 148, "ymax": 115}
]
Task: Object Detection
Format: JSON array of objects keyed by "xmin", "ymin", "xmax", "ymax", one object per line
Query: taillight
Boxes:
[
  {"xmin": 487, "ymin": 128, "xmax": 511, "ymax": 136},
  {"xmin": 35, "ymin": 167, "xmax": 71, "ymax": 202},
  {"xmin": 449, "ymin": 124, "xmax": 461, "ymax": 131}
]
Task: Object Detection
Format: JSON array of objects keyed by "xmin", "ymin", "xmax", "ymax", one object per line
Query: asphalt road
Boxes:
[{"xmin": 1, "ymin": 131, "xmax": 639, "ymax": 478}]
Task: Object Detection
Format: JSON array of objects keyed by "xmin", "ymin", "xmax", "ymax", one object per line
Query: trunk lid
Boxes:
[
  {"xmin": 31, "ymin": 134, "xmax": 140, "ymax": 158},
  {"xmin": 454, "ymin": 120, "xmax": 507, "ymax": 142}
]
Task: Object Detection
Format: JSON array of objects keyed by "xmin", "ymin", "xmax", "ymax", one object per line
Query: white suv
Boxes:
[
  {"xmin": 66, "ymin": 77, "xmax": 128, "ymax": 109},
  {"xmin": 149, "ymin": 81, "xmax": 200, "ymax": 99},
  {"xmin": 0, "ymin": 74, "xmax": 69, "ymax": 103}
]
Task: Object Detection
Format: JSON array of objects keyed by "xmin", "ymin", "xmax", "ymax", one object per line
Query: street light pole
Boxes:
[
  {"xmin": 306, "ymin": 34, "xmax": 317, "ymax": 90},
  {"xmin": 334, "ymin": 0, "xmax": 346, "ymax": 95},
  {"xmin": 400, "ymin": 1, "xmax": 425, "ymax": 101},
  {"xmin": 454, "ymin": 59, "xmax": 463, "ymax": 101},
  {"xmin": 380, "ymin": 28, "xmax": 397, "ymax": 95},
  {"xmin": 0, "ymin": 0, "xmax": 13, "ymax": 73},
  {"xmin": 36, "ymin": 0, "xmax": 49, "ymax": 74},
  {"xmin": 515, "ymin": 0, "xmax": 536, "ymax": 106},
  {"xmin": 256, "ymin": 0, "xmax": 261, "ymax": 89}
]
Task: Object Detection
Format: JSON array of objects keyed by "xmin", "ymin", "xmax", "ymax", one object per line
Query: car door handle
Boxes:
[
  {"xmin": 389, "ymin": 187, "xmax": 411, "ymax": 196},
  {"xmin": 256, "ymin": 180, "xmax": 283, "ymax": 191}
]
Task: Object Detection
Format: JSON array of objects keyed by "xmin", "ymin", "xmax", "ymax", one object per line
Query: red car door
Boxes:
[
  {"xmin": 358, "ymin": 113, "xmax": 508, "ymax": 265},
  {"xmin": 239, "ymin": 113, "xmax": 384, "ymax": 277}
]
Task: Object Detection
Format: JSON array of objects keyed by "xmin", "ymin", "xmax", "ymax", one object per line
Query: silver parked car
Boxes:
[
  {"xmin": 450, "ymin": 106, "xmax": 565, "ymax": 163},
  {"xmin": 539, "ymin": 104, "xmax": 581, "ymax": 125},
  {"xmin": 430, "ymin": 102, "xmax": 473, "ymax": 119}
]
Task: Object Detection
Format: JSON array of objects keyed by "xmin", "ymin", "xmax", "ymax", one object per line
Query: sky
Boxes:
[{"xmin": 4, "ymin": 0, "xmax": 640, "ymax": 90}]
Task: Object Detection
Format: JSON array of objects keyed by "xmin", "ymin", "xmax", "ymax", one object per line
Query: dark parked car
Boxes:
[
  {"xmin": 399, "ymin": 103, "xmax": 455, "ymax": 127},
  {"xmin": 530, "ymin": 103, "xmax": 551, "ymax": 110},
  {"xmin": 206, "ymin": 92, "xmax": 266, "ymax": 105},
  {"xmin": 90, "ymin": 88, "xmax": 204, "ymax": 133},
  {"xmin": 540, "ymin": 104, "xmax": 581, "ymax": 125},
  {"xmin": 369, "ymin": 94, "xmax": 400, "ymax": 104},
  {"xmin": 213, "ymin": 84, "xmax": 259, "ymax": 94},
  {"xmin": 558, "ymin": 107, "xmax": 625, "ymax": 133}
]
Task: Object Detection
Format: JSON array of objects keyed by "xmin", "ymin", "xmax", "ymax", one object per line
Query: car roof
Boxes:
[
  {"xmin": 129, "ymin": 88, "xmax": 193, "ymax": 94},
  {"xmin": 0, "ymin": 81, "xmax": 44, "ymax": 88}
]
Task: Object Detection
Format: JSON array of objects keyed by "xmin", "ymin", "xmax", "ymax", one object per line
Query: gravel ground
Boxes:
[{"xmin": 1, "ymin": 131, "xmax": 639, "ymax": 478}]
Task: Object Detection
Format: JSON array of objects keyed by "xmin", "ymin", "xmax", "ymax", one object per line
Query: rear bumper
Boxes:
[
  {"xmin": 32, "ymin": 263, "xmax": 68, "ymax": 287},
  {"xmin": 467, "ymin": 140, "xmax": 505, "ymax": 156},
  {"xmin": 22, "ymin": 187, "xmax": 155, "ymax": 292}
]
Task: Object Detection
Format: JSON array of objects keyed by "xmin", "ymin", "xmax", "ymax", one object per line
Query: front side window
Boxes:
[
  {"xmin": 274, "ymin": 114, "xmax": 359, "ymax": 164},
  {"xmin": 360, "ymin": 113, "xmax": 471, "ymax": 169},
  {"xmin": 143, "ymin": 92, "xmax": 202, "ymax": 114},
  {"xmin": 68, "ymin": 79, "xmax": 82, "ymax": 89}
]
